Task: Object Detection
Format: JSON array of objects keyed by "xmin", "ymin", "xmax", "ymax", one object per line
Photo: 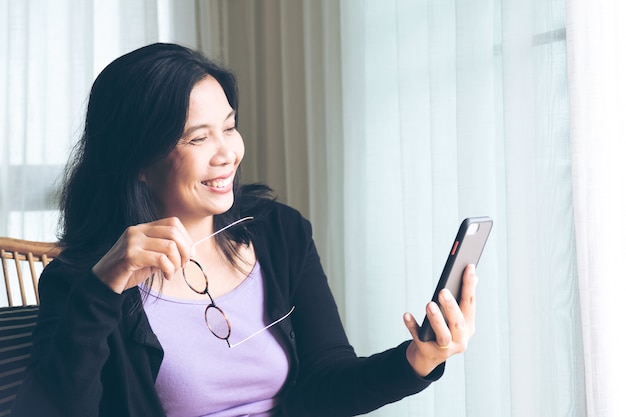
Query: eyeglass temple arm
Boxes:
[
  {"xmin": 229, "ymin": 306, "xmax": 296, "ymax": 348},
  {"xmin": 193, "ymin": 216, "xmax": 254, "ymax": 248}
]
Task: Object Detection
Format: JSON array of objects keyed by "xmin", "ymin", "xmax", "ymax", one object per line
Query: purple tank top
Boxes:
[{"xmin": 142, "ymin": 262, "xmax": 290, "ymax": 417}]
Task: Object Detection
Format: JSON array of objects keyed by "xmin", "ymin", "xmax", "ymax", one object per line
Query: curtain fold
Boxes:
[
  {"xmin": 1, "ymin": 0, "xmax": 92, "ymax": 240},
  {"xmin": 567, "ymin": 1, "xmax": 626, "ymax": 415},
  {"xmin": 213, "ymin": 0, "xmax": 586, "ymax": 415},
  {"xmin": 336, "ymin": 0, "xmax": 584, "ymax": 415},
  {"xmin": 208, "ymin": 0, "xmax": 313, "ymax": 216},
  {"xmin": 0, "ymin": 0, "xmax": 197, "ymax": 241},
  {"xmin": 203, "ymin": 0, "xmax": 349, "ymax": 306}
]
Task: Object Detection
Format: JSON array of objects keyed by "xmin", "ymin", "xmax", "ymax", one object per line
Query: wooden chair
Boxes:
[
  {"xmin": 0, "ymin": 238, "xmax": 60, "ymax": 307},
  {"xmin": 0, "ymin": 304, "xmax": 40, "ymax": 416},
  {"xmin": 0, "ymin": 238, "xmax": 59, "ymax": 414}
]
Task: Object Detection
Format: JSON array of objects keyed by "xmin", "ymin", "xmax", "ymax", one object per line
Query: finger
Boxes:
[
  {"xmin": 458, "ymin": 264, "xmax": 478, "ymax": 334},
  {"xmin": 112, "ymin": 230, "xmax": 175, "ymax": 276},
  {"xmin": 138, "ymin": 239, "xmax": 180, "ymax": 278},
  {"xmin": 438, "ymin": 289, "xmax": 469, "ymax": 348},
  {"xmin": 119, "ymin": 224, "xmax": 184, "ymax": 278},
  {"xmin": 146, "ymin": 250, "xmax": 178, "ymax": 279},
  {"xmin": 92, "ymin": 241, "xmax": 175, "ymax": 293},
  {"xmin": 157, "ymin": 217, "xmax": 195, "ymax": 262},
  {"xmin": 403, "ymin": 312, "xmax": 420, "ymax": 341},
  {"xmin": 425, "ymin": 301, "xmax": 452, "ymax": 347},
  {"xmin": 141, "ymin": 219, "xmax": 195, "ymax": 268}
]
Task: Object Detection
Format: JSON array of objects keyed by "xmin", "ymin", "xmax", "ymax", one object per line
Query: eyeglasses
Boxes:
[
  {"xmin": 183, "ymin": 218, "xmax": 295, "ymax": 348},
  {"xmin": 192, "ymin": 216, "xmax": 254, "ymax": 248}
]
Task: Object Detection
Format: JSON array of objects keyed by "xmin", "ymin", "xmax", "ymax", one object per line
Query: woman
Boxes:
[{"xmin": 13, "ymin": 43, "xmax": 478, "ymax": 417}]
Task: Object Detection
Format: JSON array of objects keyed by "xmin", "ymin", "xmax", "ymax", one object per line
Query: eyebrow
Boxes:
[{"xmin": 181, "ymin": 109, "xmax": 236, "ymax": 138}]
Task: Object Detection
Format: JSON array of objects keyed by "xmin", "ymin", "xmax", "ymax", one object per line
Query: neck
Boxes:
[{"xmin": 177, "ymin": 215, "xmax": 215, "ymax": 244}]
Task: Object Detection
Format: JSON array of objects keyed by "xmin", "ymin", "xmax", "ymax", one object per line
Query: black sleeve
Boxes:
[
  {"xmin": 268, "ymin": 205, "xmax": 444, "ymax": 416},
  {"xmin": 12, "ymin": 261, "xmax": 126, "ymax": 417}
]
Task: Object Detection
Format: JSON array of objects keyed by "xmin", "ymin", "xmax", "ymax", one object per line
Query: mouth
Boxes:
[{"xmin": 201, "ymin": 174, "xmax": 234, "ymax": 189}]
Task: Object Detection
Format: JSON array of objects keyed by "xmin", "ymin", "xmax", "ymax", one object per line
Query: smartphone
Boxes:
[{"xmin": 418, "ymin": 216, "xmax": 493, "ymax": 342}]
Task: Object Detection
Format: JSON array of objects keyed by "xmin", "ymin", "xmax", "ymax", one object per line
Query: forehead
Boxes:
[{"xmin": 186, "ymin": 77, "xmax": 233, "ymax": 122}]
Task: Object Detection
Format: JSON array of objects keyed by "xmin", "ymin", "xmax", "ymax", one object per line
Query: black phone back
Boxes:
[{"xmin": 418, "ymin": 216, "xmax": 493, "ymax": 342}]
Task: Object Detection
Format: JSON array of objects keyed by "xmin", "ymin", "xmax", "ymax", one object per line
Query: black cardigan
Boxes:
[{"xmin": 13, "ymin": 201, "xmax": 442, "ymax": 417}]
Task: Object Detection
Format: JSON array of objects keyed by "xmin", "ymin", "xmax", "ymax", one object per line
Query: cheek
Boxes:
[
  {"xmin": 143, "ymin": 156, "xmax": 187, "ymax": 196},
  {"xmin": 143, "ymin": 162, "xmax": 169, "ymax": 194},
  {"xmin": 235, "ymin": 134, "xmax": 245, "ymax": 163},
  {"xmin": 229, "ymin": 134, "xmax": 246, "ymax": 165},
  {"xmin": 239, "ymin": 141, "xmax": 245, "ymax": 161}
]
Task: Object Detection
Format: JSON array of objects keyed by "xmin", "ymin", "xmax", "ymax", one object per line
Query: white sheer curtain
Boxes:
[
  {"xmin": 567, "ymin": 1, "xmax": 626, "ymax": 416},
  {"xmin": 0, "ymin": 0, "xmax": 197, "ymax": 241},
  {"xmin": 336, "ymin": 0, "xmax": 584, "ymax": 416},
  {"xmin": 212, "ymin": 0, "xmax": 585, "ymax": 416}
]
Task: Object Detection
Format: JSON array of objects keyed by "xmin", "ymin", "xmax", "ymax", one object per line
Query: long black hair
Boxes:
[{"xmin": 58, "ymin": 43, "xmax": 273, "ymax": 269}]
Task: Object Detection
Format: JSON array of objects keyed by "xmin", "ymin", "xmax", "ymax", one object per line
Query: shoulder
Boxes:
[
  {"xmin": 238, "ymin": 183, "xmax": 311, "ymax": 232},
  {"xmin": 38, "ymin": 255, "xmax": 94, "ymax": 285},
  {"xmin": 37, "ymin": 257, "xmax": 124, "ymax": 308},
  {"xmin": 250, "ymin": 199, "xmax": 312, "ymax": 237},
  {"xmin": 37, "ymin": 258, "xmax": 74, "ymax": 292},
  {"xmin": 243, "ymin": 195, "xmax": 320, "ymax": 296},
  {"xmin": 241, "ymin": 196, "xmax": 314, "ymax": 264}
]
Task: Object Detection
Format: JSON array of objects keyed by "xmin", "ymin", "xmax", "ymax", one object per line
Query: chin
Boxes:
[{"xmin": 210, "ymin": 199, "xmax": 235, "ymax": 216}]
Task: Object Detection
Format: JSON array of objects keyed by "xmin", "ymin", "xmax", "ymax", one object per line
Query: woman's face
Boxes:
[{"xmin": 143, "ymin": 76, "xmax": 244, "ymax": 223}]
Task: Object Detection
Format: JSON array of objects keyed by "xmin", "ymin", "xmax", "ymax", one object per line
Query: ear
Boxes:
[{"xmin": 139, "ymin": 166, "xmax": 152, "ymax": 184}]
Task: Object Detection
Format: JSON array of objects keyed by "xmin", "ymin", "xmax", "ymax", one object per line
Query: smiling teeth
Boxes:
[{"xmin": 203, "ymin": 177, "xmax": 232, "ymax": 188}]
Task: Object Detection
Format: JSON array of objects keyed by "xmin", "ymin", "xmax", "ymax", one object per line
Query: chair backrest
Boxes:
[
  {"xmin": 0, "ymin": 238, "xmax": 60, "ymax": 307},
  {"xmin": 0, "ymin": 305, "xmax": 39, "ymax": 415}
]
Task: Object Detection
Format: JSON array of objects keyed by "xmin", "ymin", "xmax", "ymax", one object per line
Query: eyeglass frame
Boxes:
[
  {"xmin": 182, "ymin": 258, "xmax": 233, "ymax": 346},
  {"xmin": 182, "ymin": 256, "xmax": 296, "ymax": 349}
]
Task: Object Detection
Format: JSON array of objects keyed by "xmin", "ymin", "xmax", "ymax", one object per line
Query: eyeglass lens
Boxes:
[
  {"xmin": 183, "ymin": 217, "xmax": 295, "ymax": 348},
  {"xmin": 205, "ymin": 304, "xmax": 230, "ymax": 340}
]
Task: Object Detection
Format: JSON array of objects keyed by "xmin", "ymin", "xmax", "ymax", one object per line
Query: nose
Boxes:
[{"xmin": 210, "ymin": 136, "xmax": 237, "ymax": 166}]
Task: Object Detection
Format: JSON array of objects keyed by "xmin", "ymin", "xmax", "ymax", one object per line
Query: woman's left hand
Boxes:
[{"xmin": 403, "ymin": 264, "xmax": 478, "ymax": 377}]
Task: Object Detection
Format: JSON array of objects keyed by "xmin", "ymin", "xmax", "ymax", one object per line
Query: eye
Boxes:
[
  {"xmin": 188, "ymin": 137, "xmax": 207, "ymax": 145},
  {"xmin": 224, "ymin": 115, "xmax": 237, "ymax": 134}
]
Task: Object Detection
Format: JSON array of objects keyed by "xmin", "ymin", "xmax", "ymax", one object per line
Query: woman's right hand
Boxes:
[{"xmin": 91, "ymin": 217, "xmax": 195, "ymax": 294}]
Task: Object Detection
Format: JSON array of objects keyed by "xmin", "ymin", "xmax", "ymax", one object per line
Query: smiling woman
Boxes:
[
  {"xmin": 6, "ymin": 0, "xmax": 611, "ymax": 416},
  {"xmin": 10, "ymin": 43, "xmax": 479, "ymax": 417}
]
